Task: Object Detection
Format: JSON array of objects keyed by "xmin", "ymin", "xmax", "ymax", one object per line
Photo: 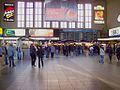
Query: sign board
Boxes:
[
  {"xmin": 4, "ymin": 3, "xmax": 15, "ymax": 22},
  {"xmin": 94, "ymin": 5, "xmax": 104, "ymax": 24},
  {"xmin": 4, "ymin": 29, "xmax": 25, "ymax": 36},
  {"xmin": 109, "ymin": 27, "xmax": 120, "ymax": 36}
]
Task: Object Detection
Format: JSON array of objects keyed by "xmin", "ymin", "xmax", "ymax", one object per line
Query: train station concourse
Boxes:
[{"xmin": 0, "ymin": 0, "xmax": 120, "ymax": 90}]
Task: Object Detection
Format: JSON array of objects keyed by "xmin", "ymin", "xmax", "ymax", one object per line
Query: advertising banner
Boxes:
[
  {"xmin": 94, "ymin": 5, "xmax": 104, "ymax": 24},
  {"xmin": 4, "ymin": 3, "xmax": 15, "ymax": 22},
  {"xmin": 29, "ymin": 29, "xmax": 53, "ymax": 37}
]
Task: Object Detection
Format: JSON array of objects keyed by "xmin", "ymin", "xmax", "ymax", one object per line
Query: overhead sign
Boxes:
[
  {"xmin": 4, "ymin": 3, "xmax": 15, "ymax": 22},
  {"xmin": 45, "ymin": 0, "xmax": 77, "ymax": 21},
  {"xmin": 4, "ymin": 29, "xmax": 25, "ymax": 36},
  {"xmin": 94, "ymin": 5, "xmax": 104, "ymax": 24},
  {"xmin": 29, "ymin": 29, "xmax": 53, "ymax": 37},
  {"xmin": 109, "ymin": 27, "xmax": 120, "ymax": 36}
]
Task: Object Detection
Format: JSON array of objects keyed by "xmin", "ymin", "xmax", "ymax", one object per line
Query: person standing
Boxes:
[
  {"xmin": 107, "ymin": 45, "xmax": 113, "ymax": 63},
  {"xmin": 30, "ymin": 44, "xmax": 37, "ymax": 67},
  {"xmin": 7, "ymin": 43, "xmax": 15, "ymax": 67},
  {"xmin": 37, "ymin": 45, "xmax": 44, "ymax": 68},
  {"xmin": 16, "ymin": 46, "xmax": 22, "ymax": 60},
  {"xmin": 99, "ymin": 45, "xmax": 105, "ymax": 64},
  {"xmin": 50, "ymin": 45, "xmax": 55, "ymax": 58},
  {"xmin": 116, "ymin": 45, "xmax": 120, "ymax": 62},
  {"xmin": 0, "ymin": 44, "xmax": 3, "ymax": 66},
  {"xmin": 2, "ymin": 43, "xmax": 8, "ymax": 65}
]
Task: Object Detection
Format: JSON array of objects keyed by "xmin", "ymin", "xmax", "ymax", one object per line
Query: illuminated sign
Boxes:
[
  {"xmin": 4, "ymin": 3, "xmax": 14, "ymax": 22},
  {"xmin": 0, "ymin": 28, "xmax": 3, "ymax": 36},
  {"xmin": 5, "ymin": 29, "xmax": 25, "ymax": 36},
  {"xmin": 117, "ymin": 14, "xmax": 120, "ymax": 22},
  {"xmin": 109, "ymin": 27, "xmax": 120, "ymax": 36},
  {"xmin": 29, "ymin": 29, "xmax": 53, "ymax": 37},
  {"xmin": 94, "ymin": 5, "xmax": 104, "ymax": 24}
]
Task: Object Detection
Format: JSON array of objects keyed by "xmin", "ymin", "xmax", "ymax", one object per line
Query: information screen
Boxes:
[{"xmin": 45, "ymin": 0, "xmax": 77, "ymax": 21}]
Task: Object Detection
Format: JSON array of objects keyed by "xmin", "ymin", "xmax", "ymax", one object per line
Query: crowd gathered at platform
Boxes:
[{"xmin": 0, "ymin": 41, "xmax": 120, "ymax": 68}]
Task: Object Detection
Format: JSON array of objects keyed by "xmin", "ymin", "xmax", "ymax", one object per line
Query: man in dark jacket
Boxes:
[
  {"xmin": 116, "ymin": 45, "xmax": 120, "ymax": 62},
  {"xmin": 37, "ymin": 46, "xmax": 44, "ymax": 68},
  {"xmin": 30, "ymin": 44, "xmax": 36, "ymax": 67}
]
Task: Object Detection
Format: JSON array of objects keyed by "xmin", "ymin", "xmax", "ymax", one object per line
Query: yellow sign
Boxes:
[{"xmin": 0, "ymin": 28, "xmax": 3, "ymax": 34}]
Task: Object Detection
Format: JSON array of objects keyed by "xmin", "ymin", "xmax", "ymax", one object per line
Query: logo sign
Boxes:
[
  {"xmin": 4, "ymin": 3, "xmax": 14, "ymax": 22},
  {"xmin": 109, "ymin": 27, "xmax": 120, "ymax": 36},
  {"xmin": 94, "ymin": 5, "xmax": 104, "ymax": 24},
  {"xmin": 117, "ymin": 14, "xmax": 120, "ymax": 22}
]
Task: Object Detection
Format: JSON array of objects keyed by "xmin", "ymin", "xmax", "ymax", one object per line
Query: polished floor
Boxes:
[{"xmin": 0, "ymin": 55, "xmax": 120, "ymax": 90}]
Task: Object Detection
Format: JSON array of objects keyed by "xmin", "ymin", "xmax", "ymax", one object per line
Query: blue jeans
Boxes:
[
  {"xmin": 4, "ymin": 55, "xmax": 8, "ymax": 65},
  {"xmin": 9, "ymin": 56, "xmax": 15, "ymax": 67},
  {"xmin": 17, "ymin": 51, "xmax": 21, "ymax": 60},
  {"xmin": 100, "ymin": 55, "xmax": 104, "ymax": 64}
]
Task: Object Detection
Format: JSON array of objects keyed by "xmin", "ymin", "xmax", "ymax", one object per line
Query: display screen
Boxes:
[
  {"xmin": 45, "ymin": 0, "xmax": 77, "ymax": 21},
  {"xmin": 4, "ymin": 29, "xmax": 25, "ymax": 36},
  {"xmin": 4, "ymin": 3, "xmax": 14, "ymax": 22},
  {"xmin": 29, "ymin": 29, "xmax": 53, "ymax": 37}
]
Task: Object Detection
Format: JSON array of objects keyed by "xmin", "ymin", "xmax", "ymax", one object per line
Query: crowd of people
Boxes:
[
  {"xmin": 0, "ymin": 43, "xmax": 22, "ymax": 67},
  {"xmin": 29, "ymin": 42, "xmax": 120, "ymax": 67},
  {"xmin": 0, "ymin": 42, "xmax": 120, "ymax": 68}
]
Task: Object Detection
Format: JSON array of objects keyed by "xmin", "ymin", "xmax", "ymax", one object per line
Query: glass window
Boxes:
[
  {"xmin": 17, "ymin": 1, "xmax": 25, "ymax": 27},
  {"xmin": 52, "ymin": 22, "xmax": 59, "ymax": 28},
  {"xmin": 60, "ymin": 22, "xmax": 67, "ymax": 28},
  {"xmin": 35, "ymin": 2, "xmax": 42, "ymax": 28},
  {"xmin": 44, "ymin": 22, "xmax": 50, "ymax": 28},
  {"xmin": 85, "ymin": 4, "xmax": 92, "ymax": 28}
]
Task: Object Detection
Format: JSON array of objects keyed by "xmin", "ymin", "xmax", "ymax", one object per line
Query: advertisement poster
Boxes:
[
  {"xmin": 45, "ymin": 0, "xmax": 77, "ymax": 21},
  {"xmin": 4, "ymin": 3, "xmax": 14, "ymax": 22},
  {"xmin": 29, "ymin": 29, "xmax": 53, "ymax": 37},
  {"xmin": 4, "ymin": 29, "xmax": 25, "ymax": 36},
  {"xmin": 94, "ymin": 5, "xmax": 104, "ymax": 24}
]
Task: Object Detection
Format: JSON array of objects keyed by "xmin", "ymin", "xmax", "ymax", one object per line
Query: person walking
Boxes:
[
  {"xmin": 37, "ymin": 45, "xmax": 44, "ymax": 68},
  {"xmin": 7, "ymin": 43, "xmax": 15, "ymax": 67},
  {"xmin": 116, "ymin": 45, "xmax": 120, "ymax": 62},
  {"xmin": 99, "ymin": 45, "xmax": 105, "ymax": 64},
  {"xmin": 107, "ymin": 45, "xmax": 113, "ymax": 63},
  {"xmin": 30, "ymin": 44, "xmax": 37, "ymax": 67}
]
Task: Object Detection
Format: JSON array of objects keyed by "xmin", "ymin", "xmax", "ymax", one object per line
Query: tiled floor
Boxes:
[{"xmin": 0, "ymin": 55, "xmax": 120, "ymax": 90}]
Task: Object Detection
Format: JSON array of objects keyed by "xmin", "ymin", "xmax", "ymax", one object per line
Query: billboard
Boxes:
[
  {"xmin": 4, "ymin": 3, "xmax": 15, "ymax": 22},
  {"xmin": 4, "ymin": 29, "xmax": 25, "ymax": 36},
  {"xmin": 29, "ymin": 29, "xmax": 53, "ymax": 37},
  {"xmin": 94, "ymin": 5, "xmax": 104, "ymax": 24},
  {"xmin": 44, "ymin": 0, "xmax": 77, "ymax": 21},
  {"xmin": 109, "ymin": 27, "xmax": 120, "ymax": 36}
]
